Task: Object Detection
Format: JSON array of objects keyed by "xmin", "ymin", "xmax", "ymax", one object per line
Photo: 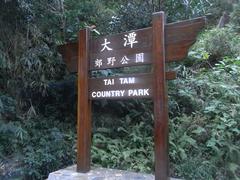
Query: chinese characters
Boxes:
[
  {"xmin": 94, "ymin": 53, "xmax": 145, "ymax": 68},
  {"xmin": 124, "ymin": 32, "xmax": 138, "ymax": 48},
  {"xmin": 100, "ymin": 32, "xmax": 139, "ymax": 52},
  {"xmin": 120, "ymin": 56, "xmax": 130, "ymax": 64},
  {"xmin": 94, "ymin": 31, "xmax": 146, "ymax": 69},
  {"xmin": 136, "ymin": 53, "xmax": 144, "ymax": 63},
  {"xmin": 107, "ymin": 57, "xmax": 116, "ymax": 66},
  {"xmin": 101, "ymin": 38, "xmax": 112, "ymax": 52},
  {"xmin": 95, "ymin": 59, "xmax": 102, "ymax": 68}
]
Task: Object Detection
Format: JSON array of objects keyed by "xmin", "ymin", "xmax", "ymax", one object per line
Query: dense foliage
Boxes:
[{"xmin": 0, "ymin": 0, "xmax": 240, "ymax": 179}]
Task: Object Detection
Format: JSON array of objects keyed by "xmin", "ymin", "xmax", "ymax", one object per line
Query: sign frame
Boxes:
[
  {"xmin": 152, "ymin": 12, "xmax": 169, "ymax": 179},
  {"xmin": 77, "ymin": 28, "xmax": 91, "ymax": 172},
  {"xmin": 64, "ymin": 11, "xmax": 207, "ymax": 180},
  {"xmin": 77, "ymin": 12, "xmax": 169, "ymax": 179}
]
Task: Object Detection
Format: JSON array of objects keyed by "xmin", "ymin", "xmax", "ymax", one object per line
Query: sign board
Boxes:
[
  {"xmin": 89, "ymin": 28, "xmax": 152, "ymax": 70},
  {"xmin": 58, "ymin": 17, "xmax": 205, "ymax": 72},
  {"xmin": 58, "ymin": 11, "xmax": 205, "ymax": 180},
  {"xmin": 89, "ymin": 74, "xmax": 152, "ymax": 99}
]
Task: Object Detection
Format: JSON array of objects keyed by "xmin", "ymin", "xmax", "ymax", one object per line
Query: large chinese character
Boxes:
[
  {"xmin": 120, "ymin": 56, "xmax": 130, "ymax": 64},
  {"xmin": 107, "ymin": 57, "xmax": 116, "ymax": 66},
  {"xmin": 95, "ymin": 59, "xmax": 103, "ymax": 68},
  {"xmin": 124, "ymin": 32, "xmax": 138, "ymax": 48},
  {"xmin": 136, "ymin": 53, "xmax": 144, "ymax": 63},
  {"xmin": 101, "ymin": 38, "xmax": 113, "ymax": 52}
]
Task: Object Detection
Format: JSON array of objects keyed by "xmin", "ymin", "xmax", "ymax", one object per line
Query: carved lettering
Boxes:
[
  {"xmin": 119, "ymin": 77, "xmax": 135, "ymax": 84},
  {"xmin": 103, "ymin": 79, "xmax": 115, "ymax": 86},
  {"xmin": 128, "ymin": 89, "xmax": 149, "ymax": 96}
]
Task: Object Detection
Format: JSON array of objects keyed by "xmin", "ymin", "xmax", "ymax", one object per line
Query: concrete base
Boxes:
[{"xmin": 48, "ymin": 165, "xmax": 180, "ymax": 180}]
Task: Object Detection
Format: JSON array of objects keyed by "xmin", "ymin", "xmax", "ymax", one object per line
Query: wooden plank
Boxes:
[
  {"xmin": 58, "ymin": 42, "xmax": 78, "ymax": 72},
  {"xmin": 90, "ymin": 51, "xmax": 152, "ymax": 70},
  {"xmin": 89, "ymin": 17, "xmax": 205, "ymax": 70},
  {"xmin": 165, "ymin": 17, "xmax": 206, "ymax": 62},
  {"xmin": 166, "ymin": 71, "xmax": 176, "ymax": 80},
  {"xmin": 166, "ymin": 41, "xmax": 194, "ymax": 62},
  {"xmin": 88, "ymin": 71, "xmax": 176, "ymax": 100},
  {"xmin": 166, "ymin": 22, "xmax": 205, "ymax": 44},
  {"xmin": 77, "ymin": 28, "xmax": 91, "ymax": 172},
  {"xmin": 58, "ymin": 17, "xmax": 205, "ymax": 71},
  {"xmin": 152, "ymin": 12, "xmax": 169, "ymax": 180},
  {"xmin": 90, "ymin": 27, "xmax": 152, "ymax": 54},
  {"xmin": 89, "ymin": 73, "xmax": 153, "ymax": 100},
  {"xmin": 89, "ymin": 28, "xmax": 152, "ymax": 70},
  {"xmin": 166, "ymin": 16, "xmax": 205, "ymax": 30}
]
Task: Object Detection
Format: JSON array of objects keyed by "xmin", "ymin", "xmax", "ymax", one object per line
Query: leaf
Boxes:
[
  {"xmin": 192, "ymin": 127, "xmax": 206, "ymax": 134},
  {"xmin": 185, "ymin": 136, "xmax": 197, "ymax": 146},
  {"xmin": 228, "ymin": 163, "xmax": 239, "ymax": 173},
  {"xmin": 117, "ymin": 127, "xmax": 128, "ymax": 134},
  {"xmin": 232, "ymin": 128, "xmax": 240, "ymax": 135},
  {"xmin": 206, "ymin": 138, "xmax": 220, "ymax": 152},
  {"xmin": 179, "ymin": 148, "xmax": 187, "ymax": 160},
  {"xmin": 122, "ymin": 150, "xmax": 131, "ymax": 160}
]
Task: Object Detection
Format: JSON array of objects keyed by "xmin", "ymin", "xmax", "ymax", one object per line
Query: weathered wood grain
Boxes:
[
  {"xmin": 77, "ymin": 29, "xmax": 91, "ymax": 172},
  {"xmin": 58, "ymin": 42, "xmax": 78, "ymax": 72},
  {"xmin": 165, "ymin": 17, "xmax": 206, "ymax": 62},
  {"xmin": 58, "ymin": 17, "xmax": 205, "ymax": 72},
  {"xmin": 152, "ymin": 12, "xmax": 169, "ymax": 180}
]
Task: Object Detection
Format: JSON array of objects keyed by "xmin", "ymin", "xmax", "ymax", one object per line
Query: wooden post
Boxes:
[
  {"xmin": 152, "ymin": 12, "xmax": 169, "ymax": 180},
  {"xmin": 77, "ymin": 28, "xmax": 91, "ymax": 172}
]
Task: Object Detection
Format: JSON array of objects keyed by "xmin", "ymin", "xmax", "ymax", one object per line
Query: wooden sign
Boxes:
[
  {"xmin": 58, "ymin": 11, "xmax": 205, "ymax": 180},
  {"xmin": 89, "ymin": 74, "xmax": 152, "ymax": 99},
  {"xmin": 58, "ymin": 17, "xmax": 205, "ymax": 72},
  {"xmin": 90, "ymin": 28, "xmax": 152, "ymax": 70},
  {"xmin": 89, "ymin": 71, "xmax": 176, "ymax": 100}
]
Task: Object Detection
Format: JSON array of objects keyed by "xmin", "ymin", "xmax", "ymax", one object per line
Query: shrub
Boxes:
[
  {"xmin": 187, "ymin": 28, "xmax": 240, "ymax": 67},
  {"xmin": 0, "ymin": 114, "xmax": 76, "ymax": 179},
  {"xmin": 169, "ymin": 57, "xmax": 240, "ymax": 179},
  {"xmin": 230, "ymin": 3, "xmax": 240, "ymax": 32},
  {"xmin": 203, "ymin": 28, "xmax": 233, "ymax": 58}
]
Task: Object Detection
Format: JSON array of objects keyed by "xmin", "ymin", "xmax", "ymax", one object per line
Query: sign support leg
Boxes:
[
  {"xmin": 77, "ymin": 28, "xmax": 91, "ymax": 172},
  {"xmin": 152, "ymin": 12, "xmax": 169, "ymax": 180}
]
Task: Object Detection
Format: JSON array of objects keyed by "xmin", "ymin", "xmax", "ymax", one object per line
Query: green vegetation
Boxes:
[{"xmin": 0, "ymin": 0, "xmax": 239, "ymax": 179}]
